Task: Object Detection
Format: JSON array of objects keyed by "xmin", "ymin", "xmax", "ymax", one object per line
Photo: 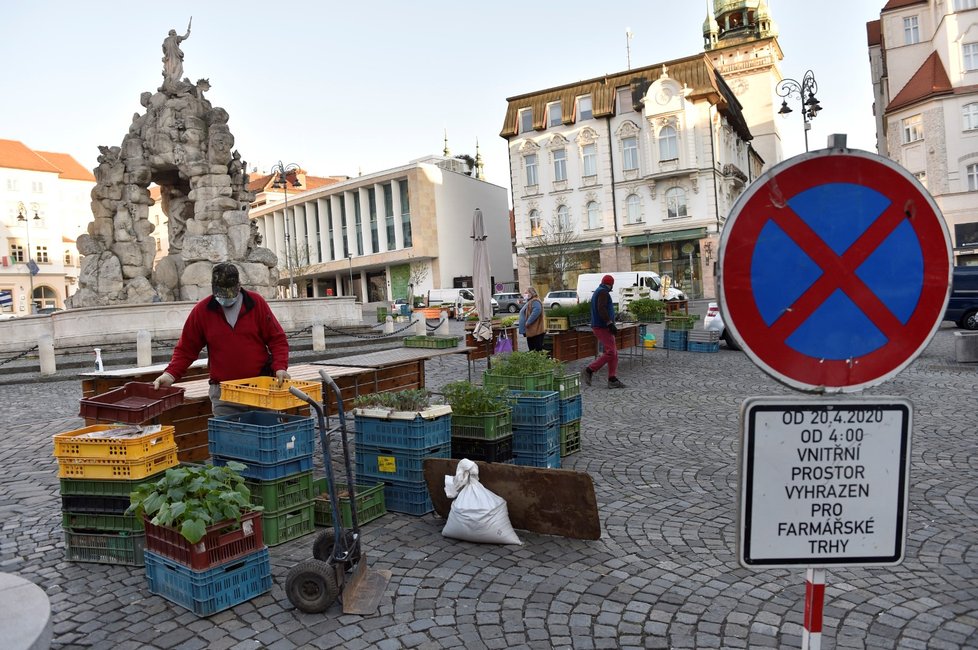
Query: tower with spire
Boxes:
[{"xmin": 703, "ymin": 0, "xmax": 785, "ymax": 168}]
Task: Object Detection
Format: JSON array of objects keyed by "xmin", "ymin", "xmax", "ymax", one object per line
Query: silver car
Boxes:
[
  {"xmin": 544, "ymin": 290, "xmax": 579, "ymax": 310},
  {"xmin": 704, "ymin": 302, "xmax": 742, "ymax": 350},
  {"xmin": 493, "ymin": 292, "xmax": 525, "ymax": 313}
]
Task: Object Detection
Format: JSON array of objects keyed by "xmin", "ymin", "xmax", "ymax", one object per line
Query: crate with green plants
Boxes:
[
  {"xmin": 441, "ymin": 381, "xmax": 512, "ymax": 440},
  {"xmin": 483, "ymin": 350, "xmax": 559, "ymax": 392}
]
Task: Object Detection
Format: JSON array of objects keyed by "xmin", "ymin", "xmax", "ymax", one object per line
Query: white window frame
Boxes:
[
  {"xmin": 557, "ymin": 205, "xmax": 571, "ymax": 232},
  {"xmin": 548, "ymin": 102, "xmax": 562, "ymax": 128},
  {"xmin": 582, "ymin": 143, "xmax": 597, "ymax": 177},
  {"xmin": 617, "ymin": 87, "xmax": 633, "ymax": 115},
  {"xmin": 554, "ymin": 148, "xmax": 567, "ymax": 182},
  {"xmin": 577, "ymin": 95, "xmax": 593, "ymax": 121},
  {"xmin": 625, "ymin": 194, "xmax": 642, "ymax": 224},
  {"xmin": 10, "ymin": 242, "xmax": 25, "ymax": 263},
  {"xmin": 666, "ymin": 187, "xmax": 688, "ymax": 219},
  {"xmin": 965, "ymin": 43, "xmax": 978, "ymax": 71},
  {"xmin": 955, "ymin": 0, "xmax": 978, "ymax": 11},
  {"xmin": 902, "ymin": 115, "xmax": 923, "ymax": 143},
  {"xmin": 965, "ymin": 103, "xmax": 978, "ymax": 130},
  {"xmin": 586, "ymin": 201, "xmax": 600, "ymax": 229},
  {"xmin": 529, "ymin": 209, "xmax": 542, "ymax": 237},
  {"xmin": 622, "ymin": 136, "xmax": 639, "ymax": 171},
  {"xmin": 968, "ymin": 163, "xmax": 978, "ymax": 191},
  {"xmin": 519, "ymin": 108, "xmax": 533, "ymax": 134},
  {"xmin": 525, "ymin": 154, "xmax": 538, "ymax": 187},
  {"xmin": 659, "ymin": 125, "xmax": 679, "ymax": 161},
  {"xmin": 904, "ymin": 16, "xmax": 920, "ymax": 45}
]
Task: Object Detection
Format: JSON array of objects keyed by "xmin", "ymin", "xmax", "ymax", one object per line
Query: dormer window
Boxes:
[
  {"xmin": 548, "ymin": 102, "xmax": 562, "ymax": 128},
  {"xmin": 577, "ymin": 95, "xmax": 593, "ymax": 121},
  {"xmin": 519, "ymin": 108, "xmax": 533, "ymax": 134}
]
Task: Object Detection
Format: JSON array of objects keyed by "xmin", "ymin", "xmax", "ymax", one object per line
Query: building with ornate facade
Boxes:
[
  {"xmin": 0, "ymin": 139, "xmax": 94, "ymax": 315},
  {"xmin": 868, "ymin": 0, "xmax": 978, "ymax": 265}
]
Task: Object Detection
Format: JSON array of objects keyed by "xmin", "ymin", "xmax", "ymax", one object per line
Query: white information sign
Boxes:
[{"xmin": 738, "ymin": 396, "xmax": 912, "ymax": 568}]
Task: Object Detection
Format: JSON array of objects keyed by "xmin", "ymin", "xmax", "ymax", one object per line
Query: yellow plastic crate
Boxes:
[
  {"xmin": 219, "ymin": 377, "xmax": 322, "ymax": 410},
  {"xmin": 53, "ymin": 425, "xmax": 176, "ymax": 462},
  {"xmin": 57, "ymin": 445, "xmax": 179, "ymax": 479}
]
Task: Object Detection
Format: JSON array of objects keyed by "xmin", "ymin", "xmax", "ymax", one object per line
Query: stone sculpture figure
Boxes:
[{"xmin": 162, "ymin": 18, "xmax": 192, "ymax": 85}]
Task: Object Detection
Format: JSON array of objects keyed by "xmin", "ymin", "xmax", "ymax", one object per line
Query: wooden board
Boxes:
[{"xmin": 422, "ymin": 458, "xmax": 601, "ymax": 540}]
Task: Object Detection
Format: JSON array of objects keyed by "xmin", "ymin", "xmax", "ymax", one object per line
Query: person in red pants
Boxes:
[{"xmin": 582, "ymin": 275, "xmax": 625, "ymax": 389}]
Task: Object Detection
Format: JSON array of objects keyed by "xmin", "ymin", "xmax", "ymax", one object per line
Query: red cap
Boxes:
[{"xmin": 601, "ymin": 274, "xmax": 614, "ymax": 286}]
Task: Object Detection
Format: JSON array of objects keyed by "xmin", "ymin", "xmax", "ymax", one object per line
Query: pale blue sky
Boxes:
[{"xmin": 1, "ymin": 1, "xmax": 883, "ymax": 195}]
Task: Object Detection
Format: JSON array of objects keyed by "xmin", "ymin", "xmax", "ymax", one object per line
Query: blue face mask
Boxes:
[{"xmin": 215, "ymin": 294, "xmax": 238, "ymax": 307}]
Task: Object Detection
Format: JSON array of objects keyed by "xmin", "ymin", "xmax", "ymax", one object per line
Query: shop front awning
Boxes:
[
  {"xmin": 525, "ymin": 238, "xmax": 603, "ymax": 254},
  {"xmin": 621, "ymin": 227, "xmax": 708, "ymax": 247}
]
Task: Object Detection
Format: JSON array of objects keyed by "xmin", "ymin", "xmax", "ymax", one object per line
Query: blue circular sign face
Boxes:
[{"xmin": 719, "ymin": 150, "xmax": 952, "ymax": 393}]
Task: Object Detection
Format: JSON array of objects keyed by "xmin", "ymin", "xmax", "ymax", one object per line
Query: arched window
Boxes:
[
  {"xmin": 666, "ymin": 187, "xmax": 687, "ymax": 218},
  {"xmin": 529, "ymin": 209, "xmax": 542, "ymax": 236},
  {"xmin": 625, "ymin": 194, "xmax": 642, "ymax": 224},
  {"xmin": 659, "ymin": 125, "xmax": 678, "ymax": 161},
  {"xmin": 557, "ymin": 205, "xmax": 571, "ymax": 232},
  {"xmin": 587, "ymin": 201, "xmax": 600, "ymax": 229}
]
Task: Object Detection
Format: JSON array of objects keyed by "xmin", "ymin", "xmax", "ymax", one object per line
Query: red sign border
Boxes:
[{"xmin": 719, "ymin": 150, "xmax": 952, "ymax": 393}]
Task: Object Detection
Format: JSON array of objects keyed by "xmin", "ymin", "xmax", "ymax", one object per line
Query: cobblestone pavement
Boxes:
[{"xmin": 2, "ymin": 320, "xmax": 977, "ymax": 649}]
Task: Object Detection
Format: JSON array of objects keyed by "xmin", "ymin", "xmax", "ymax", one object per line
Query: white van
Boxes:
[
  {"xmin": 427, "ymin": 288, "xmax": 499, "ymax": 318},
  {"xmin": 576, "ymin": 272, "xmax": 686, "ymax": 305}
]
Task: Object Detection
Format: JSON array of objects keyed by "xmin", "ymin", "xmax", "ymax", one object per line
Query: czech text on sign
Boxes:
[
  {"xmin": 719, "ymin": 150, "xmax": 952, "ymax": 393},
  {"xmin": 738, "ymin": 396, "xmax": 911, "ymax": 568}
]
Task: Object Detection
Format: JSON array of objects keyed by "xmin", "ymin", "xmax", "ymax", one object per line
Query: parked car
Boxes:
[
  {"xmin": 703, "ymin": 302, "xmax": 741, "ymax": 350},
  {"xmin": 494, "ymin": 292, "xmax": 524, "ymax": 313},
  {"xmin": 544, "ymin": 290, "xmax": 580, "ymax": 310},
  {"xmin": 945, "ymin": 266, "xmax": 978, "ymax": 330}
]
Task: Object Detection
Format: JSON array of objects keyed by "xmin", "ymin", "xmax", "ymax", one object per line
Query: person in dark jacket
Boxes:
[
  {"xmin": 153, "ymin": 262, "xmax": 291, "ymax": 416},
  {"xmin": 518, "ymin": 287, "xmax": 546, "ymax": 352},
  {"xmin": 582, "ymin": 275, "xmax": 625, "ymax": 389}
]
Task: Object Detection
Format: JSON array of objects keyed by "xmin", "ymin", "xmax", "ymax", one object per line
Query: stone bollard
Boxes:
[
  {"xmin": 413, "ymin": 313, "xmax": 426, "ymax": 336},
  {"xmin": 136, "ymin": 330, "xmax": 152, "ymax": 367},
  {"xmin": 384, "ymin": 315, "xmax": 394, "ymax": 334},
  {"xmin": 954, "ymin": 330, "xmax": 978, "ymax": 363},
  {"xmin": 38, "ymin": 334, "xmax": 56, "ymax": 376},
  {"xmin": 434, "ymin": 316, "xmax": 450, "ymax": 336},
  {"xmin": 312, "ymin": 320, "xmax": 325, "ymax": 351}
]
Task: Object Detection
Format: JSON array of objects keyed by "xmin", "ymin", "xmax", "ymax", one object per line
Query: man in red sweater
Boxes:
[{"xmin": 154, "ymin": 263, "xmax": 290, "ymax": 416}]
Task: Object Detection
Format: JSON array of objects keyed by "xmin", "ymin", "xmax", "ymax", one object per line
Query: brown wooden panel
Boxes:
[{"xmin": 422, "ymin": 458, "xmax": 601, "ymax": 540}]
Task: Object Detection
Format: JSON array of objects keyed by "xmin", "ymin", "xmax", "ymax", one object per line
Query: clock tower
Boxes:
[{"xmin": 703, "ymin": 0, "xmax": 785, "ymax": 169}]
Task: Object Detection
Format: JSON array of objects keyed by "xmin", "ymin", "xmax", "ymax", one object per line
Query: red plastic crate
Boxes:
[
  {"xmin": 80, "ymin": 383, "xmax": 185, "ymax": 424},
  {"xmin": 142, "ymin": 510, "xmax": 264, "ymax": 571}
]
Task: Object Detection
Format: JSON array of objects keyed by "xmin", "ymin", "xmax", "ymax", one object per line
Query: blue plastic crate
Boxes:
[
  {"xmin": 687, "ymin": 340, "xmax": 720, "ymax": 353},
  {"xmin": 559, "ymin": 395, "xmax": 583, "ymax": 423},
  {"xmin": 355, "ymin": 444, "xmax": 450, "ymax": 483},
  {"xmin": 513, "ymin": 447, "xmax": 561, "ymax": 469},
  {"xmin": 208, "ymin": 412, "xmax": 315, "ymax": 465},
  {"xmin": 212, "ymin": 454, "xmax": 313, "ymax": 481},
  {"xmin": 354, "ymin": 413, "xmax": 451, "ymax": 450},
  {"xmin": 662, "ymin": 329, "xmax": 687, "ymax": 351},
  {"xmin": 508, "ymin": 390, "xmax": 559, "ymax": 427},
  {"xmin": 381, "ymin": 480, "xmax": 433, "ymax": 516},
  {"xmin": 143, "ymin": 548, "xmax": 271, "ymax": 617},
  {"xmin": 512, "ymin": 421, "xmax": 560, "ymax": 455}
]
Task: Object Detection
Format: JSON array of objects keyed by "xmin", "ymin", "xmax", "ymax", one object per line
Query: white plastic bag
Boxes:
[{"xmin": 442, "ymin": 459, "xmax": 521, "ymax": 545}]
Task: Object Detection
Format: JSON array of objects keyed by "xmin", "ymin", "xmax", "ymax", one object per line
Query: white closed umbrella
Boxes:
[{"xmin": 471, "ymin": 208, "xmax": 494, "ymax": 344}]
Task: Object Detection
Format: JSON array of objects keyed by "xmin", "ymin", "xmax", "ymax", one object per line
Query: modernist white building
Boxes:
[
  {"xmin": 501, "ymin": 54, "xmax": 761, "ymax": 300},
  {"xmin": 248, "ymin": 156, "xmax": 512, "ymax": 304},
  {"xmin": 868, "ymin": 0, "xmax": 978, "ymax": 265},
  {"xmin": 0, "ymin": 139, "xmax": 94, "ymax": 315}
]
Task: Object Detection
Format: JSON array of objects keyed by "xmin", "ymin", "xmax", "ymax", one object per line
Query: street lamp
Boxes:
[
  {"xmin": 347, "ymin": 254, "xmax": 354, "ymax": 298},
  {"xmin": 16, "ymin": 202, "xmax": 41, "ymax": 313},
  {"xmin": 270, "ymin": 161, "xmax": 302, "ymax": 298},
  {"xmin": 777, "ymin": 70, "xmax": 823, "ymax": 152}
]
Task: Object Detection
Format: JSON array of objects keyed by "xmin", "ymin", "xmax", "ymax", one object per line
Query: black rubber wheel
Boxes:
[
  {"xmin": 312, "ymin": 529, "xmax": 360, "ymax": 569},
  {"xmin": 722, "ymin": 329, "xmax": 741, "ymax": 351},
  {"xmin": 286, "ymin": 559, "xmax": 339, "ymax": 613},
  {"xmin": 551, "ymin": 303, "xmax": 560, "ymax": 310},
  {"xmin": 961, "ymin": 309, "xmax": 978, "ymax": 331},
  {"xmin": 508, "ymin": 304, "xmax": 518, "ymax": 313}
]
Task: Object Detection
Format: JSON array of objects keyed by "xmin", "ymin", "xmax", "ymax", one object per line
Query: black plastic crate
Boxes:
[
  {"xmin": 450, "ymin": 435, "xmax": 514, "ymax": 463},
  {"xmin": 61, "ymin": 494, "xmax": 132, "ymax": 515}
]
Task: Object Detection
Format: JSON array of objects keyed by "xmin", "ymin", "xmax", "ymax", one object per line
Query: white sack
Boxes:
[{"xmin": 442, "ymin": 459, "xmax": 521, "ymax": 545}]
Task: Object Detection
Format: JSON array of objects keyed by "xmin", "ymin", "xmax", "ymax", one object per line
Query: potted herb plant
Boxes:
[
  {"xmin": 484, "ymin": 350, "xmax": 558, "ymax": 391},
  {"xmin": 442, "ymin": 381, "xmax": 512, "ymax": 440},
  {"xmin": 353, "ymin": 389, "xmax": 453, "ymax": 450}
]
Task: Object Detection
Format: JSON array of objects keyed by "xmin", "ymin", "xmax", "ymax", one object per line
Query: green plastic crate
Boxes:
[
  {"xmin": 313, "ymin": 480, "xmax": 387, "ymax": 528},
  {"xmin": 261, "ymin": 501, "xmax": 315, "ymax": 546},
  {"xmin": 450, "ymin": 410, "xmax": 512, "ymax": 441},
  {"xmin": 664, "ymin": 315, "xmax": 699, "ymax": 331},
  {"xmin": 560, "ymin": 419, "xmax": 582, "ymax": 457},
  {"xmin": 59, "ymin": 474, "xmax": 167, "ymax": 499},
  {"xmin": 244, "ymin": 471, "xmax": 315, "ymax": 513},
  {"xmin": 62, "ymin": 511, "xmax": 143, "ymax": 533},
  {"xmin": 555, "ymin": 372, "xmax": 581, "ymax": 399},
  {"xmin": 64, "ymin": 531, "xmax": 146, "ymax": 566},
  {"xmin": 483, "ymin": 370, "xmax": 554, "ymax": 392},
  {"xmin": 403, "ymin": 335, "xmax": 460, "ymax": 349}
]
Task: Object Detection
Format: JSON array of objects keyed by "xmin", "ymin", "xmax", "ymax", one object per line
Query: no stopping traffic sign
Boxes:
[{"xmin": 718, "ymin": 150, "xmax": 952, "ymax": 393}]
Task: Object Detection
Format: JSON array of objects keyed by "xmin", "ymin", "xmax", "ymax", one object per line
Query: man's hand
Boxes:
[
  {"xmin": 153, "ymin": 372, "xmax": 174, "ymax": 390},
  {"xmin": 608, "ymin": 323, "xmax": 618, "ymax": 335},
  {"xmin": 275, "ymin": 369, "xmax": 290, "ymax": 387}
]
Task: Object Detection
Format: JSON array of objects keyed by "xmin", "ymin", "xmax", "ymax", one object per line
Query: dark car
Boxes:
[
  {"xmin": 945, "ymin": 266, "xmax": 978, "ymax": 330},
  {"xmin": 493, "ymin": 292, "xmax": 524, "ymax": 313}
]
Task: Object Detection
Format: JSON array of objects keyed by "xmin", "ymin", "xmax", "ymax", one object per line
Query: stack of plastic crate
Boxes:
[
  {"xmin": 54, "ymin": 424, "xmax": 180, "ymax": 566},
  {"xmin": 508, "ymin": 390, "xmax": 561, "ymax": 468},
  {"xmin": 556, "ymin": 372, "xmax": 583, "ymax": 457},
  {"xmin": 687, "ymin": 329, "xmax": 721, "ymax": 353},
  {"xmin": 142, "ymin": 508, "xmax": 270, "ymax": 616},
  {"xmin": 450, "ymin": 407, "xmax": 514, "ymax": 464},
  {"xmin": 354, "ymin": 405, "xmax": 452, "ymax": 515},
  {"xmin": 208, "ymin": 411, "xmax": 317, "ymax": 546}
]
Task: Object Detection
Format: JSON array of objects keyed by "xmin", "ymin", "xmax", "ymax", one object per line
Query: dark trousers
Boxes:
[{"xmin": 526, "ymin": 333, "xmax": 546, "ymax": 352}]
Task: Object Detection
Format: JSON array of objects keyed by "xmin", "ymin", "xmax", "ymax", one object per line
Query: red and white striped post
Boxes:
[{"xmin": 802, "ymin": 568, "xmax": 826, "ymax": 650}]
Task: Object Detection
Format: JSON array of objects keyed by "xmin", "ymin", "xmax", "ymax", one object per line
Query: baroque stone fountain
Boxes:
[{"xmin": 69, "ymin": 20, "xmax": 278, "ymax": 307}]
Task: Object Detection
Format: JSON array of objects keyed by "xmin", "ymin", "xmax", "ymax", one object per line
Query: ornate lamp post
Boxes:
[
  {"xmin": 16, "ymin": 202, "xmax": 41, "ymax": 313},
  {"xmin": 270, "ymin": 161, "xmax": 302, "ymax": 298},
  {"xmin": 777, "ymin": 70, "xmax": 823, "ymax": 152}
]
